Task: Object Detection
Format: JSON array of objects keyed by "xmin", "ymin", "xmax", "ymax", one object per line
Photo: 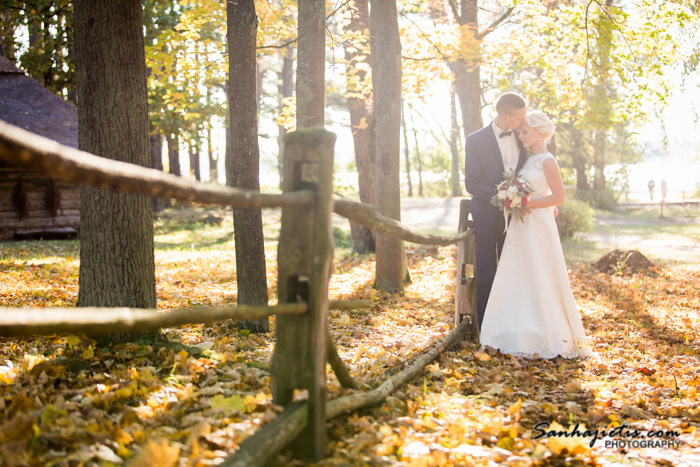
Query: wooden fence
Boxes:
[{"xmin": 0, "ymin": 120, "xmax": 477, "ymax": 465}]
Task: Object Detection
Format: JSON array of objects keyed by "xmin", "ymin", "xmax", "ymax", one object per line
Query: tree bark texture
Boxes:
[
  {"xmin": 227, "ymin": 0, "xmax": 269, "ymax": 332},
  {"xmin": 343, "ymin": 0, "xmax": 375, "ymax": 253},
  {"xmin": 296, "ymin": 0, "xmax": 325, "ymax": 128},
  {"xmin": 74, "ymin": 0, "xmax": 156, "ymax": 320},
  {"xmin": 452, "ymin": 0, "xmax": 483, "ymax": 141},
  {"xmin": 370, "ymin": 0, "xmax": 407, "ymax": 293}
]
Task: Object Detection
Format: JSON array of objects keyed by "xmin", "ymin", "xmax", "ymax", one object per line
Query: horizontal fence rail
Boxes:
[
  {"xmin": 333, "ymin": 198, "xmax": 473, "ymax": 246},
  {"xmin": 0, "ymin": 300, "xmax": 373, "ymax": 338},
  {"xmin": 0, "ymin": 121, "xmax": 313, "ymax": 209},
  {"xmin": 0, "ymin": 304, "xmax": 308, "ymax": 337}
]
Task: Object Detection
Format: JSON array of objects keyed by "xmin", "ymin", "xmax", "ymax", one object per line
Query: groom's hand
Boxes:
[{"xmin": 553, "ymin": 206, "xmax": 559, "ymax": 218}]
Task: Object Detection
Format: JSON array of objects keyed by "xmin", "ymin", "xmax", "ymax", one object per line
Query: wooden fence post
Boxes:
[
  {"xmin": 454, "ymin": 199, "xmax": 478, "ymax": 341},
  {"xmin": 271, "ymin": 128, "xmax": 336, "ymax": 460}
]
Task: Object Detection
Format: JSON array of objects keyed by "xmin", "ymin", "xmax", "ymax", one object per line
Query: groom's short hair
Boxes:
[{"xmin": 496, "ymin": 92, "xmax": 527, "ymax": 115}]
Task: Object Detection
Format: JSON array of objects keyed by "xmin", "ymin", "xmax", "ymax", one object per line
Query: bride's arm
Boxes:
[{"xmin": 526, "ymin": 158, "xmax": 565, "ymax": 209}]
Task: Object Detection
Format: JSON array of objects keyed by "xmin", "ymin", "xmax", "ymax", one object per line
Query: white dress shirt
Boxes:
[{"xmin": 492, "ymin": 120, "xmax": 519, "ymax": 172}]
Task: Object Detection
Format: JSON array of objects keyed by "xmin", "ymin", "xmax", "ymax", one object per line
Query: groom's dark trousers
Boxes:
[{"xmin": 464, "ymin": 124, "xmax": 526, "ymax": 329}]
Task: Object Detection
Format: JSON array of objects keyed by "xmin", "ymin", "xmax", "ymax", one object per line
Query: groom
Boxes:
[{"xmin": 464, "ymin": 92, "xmax": 528, "ymax": 331}]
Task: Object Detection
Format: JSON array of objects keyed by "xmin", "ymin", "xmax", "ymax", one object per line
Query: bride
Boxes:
[{"xmin": 479, "ymin": 110, "xmax": 594, "ymax": 359}]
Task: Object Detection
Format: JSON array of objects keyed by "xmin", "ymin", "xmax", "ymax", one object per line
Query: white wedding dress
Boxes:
[{"xmin": 480, "ymin": 152, "xmax": 594, "ymax": 359}]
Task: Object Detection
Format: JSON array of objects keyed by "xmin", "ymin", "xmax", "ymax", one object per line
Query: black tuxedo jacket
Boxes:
[{"xmin": 464, "ymin": 123, "xmax": 527, "ymax": 228}]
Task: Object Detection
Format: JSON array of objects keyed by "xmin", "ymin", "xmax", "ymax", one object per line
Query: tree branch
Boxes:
[{"xmin": 478, "ymin": 6, "xmax": 515, "ymax": 40}]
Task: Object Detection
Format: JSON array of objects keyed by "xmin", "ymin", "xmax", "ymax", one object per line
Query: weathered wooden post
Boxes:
[
  {"xmin": 271, "ymin": 128, "xmax": 335, "ymax": 460},
  {"xmin": 454, "ymin": 199, "xmax": 478, "ymax": 341}
]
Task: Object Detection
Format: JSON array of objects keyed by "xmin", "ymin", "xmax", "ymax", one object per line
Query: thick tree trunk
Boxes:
[
  {"xmin": 450, "ymin": 85, "xmax": 461, "ymax": 197},
  {"xmin": 227, "ymin": 0, "xmax": 269, "ymax": 333},
  {"xmin": 296, "ymin": 0, "xmax": 325, "ymax": 128},
  {"xmin": 370, "ymin": 0, "xmax": 407, "ymax": 293},
  {"xmin": 277, "ymin": 45, "xmax": 294, "ymax": 189},
  {"xmin": 452, "ymin": 0, "xmax": 483, "ymax": 141},
  {"xmin": 166, "ymin": 132, "xmax": 181, "ymax": 176},
  {"xmin": 343, "ymin": 0, "xmax": 375, "ymax": 253},
  {"xmin": 74, "ymin": 0, "xmax": 156, "ymax": 342}
]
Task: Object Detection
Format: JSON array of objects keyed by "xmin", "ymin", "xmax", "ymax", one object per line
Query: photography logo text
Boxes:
[{"xmin": 533, "ymin": 421, "xmax": 683, "ymax": 449}]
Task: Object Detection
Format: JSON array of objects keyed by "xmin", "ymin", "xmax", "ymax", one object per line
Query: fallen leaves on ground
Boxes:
[{"xmin": 1, "ymin": 233, "xmax": 699, "ymax": 466}]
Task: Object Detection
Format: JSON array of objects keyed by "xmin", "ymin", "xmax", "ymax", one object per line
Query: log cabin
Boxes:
[{"xmin": 0, "ymin": 55, "xmax": 80, "ymax": 240}]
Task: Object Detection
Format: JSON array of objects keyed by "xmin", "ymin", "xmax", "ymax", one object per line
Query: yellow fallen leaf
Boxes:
[
  {"xmin": 546, "ymin": 422, "xmax": 590, "ymax": 456},
  {"xmin": 507, "ymin": 398, "xmax": 522, "ymax": 422},
  {"xmin": 130, "ymin": 438, "xmax": 180, "ymax": 467}
]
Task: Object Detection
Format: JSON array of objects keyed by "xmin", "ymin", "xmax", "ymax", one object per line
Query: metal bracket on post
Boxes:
[{"xmin": 271, "ymin": 128, "xmax": 336, "ymax": 461}]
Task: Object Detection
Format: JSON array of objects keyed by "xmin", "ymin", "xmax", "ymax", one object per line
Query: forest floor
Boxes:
[{"xmin": 0, "ymin": 202, "xmax": 698, "ymax": 466}]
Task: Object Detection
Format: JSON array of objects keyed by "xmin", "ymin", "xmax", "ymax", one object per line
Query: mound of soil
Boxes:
[{"xmin": 594, "ymin": 249, "xmax": 657, "ymax": 275}]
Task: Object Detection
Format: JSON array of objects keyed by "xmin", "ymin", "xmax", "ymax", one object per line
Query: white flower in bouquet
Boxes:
[{"xmin": 490, "ymin": 170, "xmax": 535, "ymax": 232}]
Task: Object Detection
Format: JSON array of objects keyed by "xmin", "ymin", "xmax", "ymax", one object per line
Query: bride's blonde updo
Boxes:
[{"xmin": 524, "ymin": 110, "xmax": 555, "ymax": 143}]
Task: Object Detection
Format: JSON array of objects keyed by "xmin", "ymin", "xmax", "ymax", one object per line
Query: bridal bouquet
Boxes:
[{"xmin": 491, "ymin": 170, "xmax": 534, "ymax": 225}]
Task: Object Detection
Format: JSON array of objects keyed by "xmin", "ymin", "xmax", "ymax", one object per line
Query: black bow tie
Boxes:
[{"xmin": 499, "ymin": 130, "xmax": 514, "ymax": 138}]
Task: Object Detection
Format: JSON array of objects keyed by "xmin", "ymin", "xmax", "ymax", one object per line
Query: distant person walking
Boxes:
[
  {"xmin": 648, "ymin": 178, "xmax": 656, "ymax": 201},
  {"xmin": 661, "ymin": 179, "xmax": 668, "ymax": 201}
]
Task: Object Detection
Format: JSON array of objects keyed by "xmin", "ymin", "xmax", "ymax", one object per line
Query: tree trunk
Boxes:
[
  {"xmin": 207, "ymin": 126, "xmax": 217, "ymax": 183},
  {"xmin": 277, "ymin": 45, "xmax": 294, "ymax": 189},
  {"xmin": 150, "ymin": 131, "xmax": 163, "ymax": 213},
  {"xmin": 570, "ymin": 128, "xmax": 591, "ymax": 196},
  {"xmin": 74, "ymin": 0, "xmax": 156, "ymax": 342},
  {"xmin": 450, "ymin": 85, "xmax": 461, "ymax": 197},
  {"xmin": 296, "ymin": 0, "xmax": 325, "ymax": 128},
  {"xmin": 409, "ymin": 109, "xmax": 424, "ymax": 197},
  {"xmin": 343, "ymin": 0, "xmax": 375, "ymax": 253},
  {"xmin": 401, "ymin": 100, "xmax": 413, "ymax": 197},
  {"xmin": 452, "ymin": 0, "xmax": 483, "ymax": 141},
  {"xmin": 370, "ymin": 0, "xmax": 407, "ymax": 293},
  {"xmin": 593, "ymin": 128, "xmax": 606, "ymax": 193},
  {"xmin": 227, "ymin": 0, "xmax": 269, "ymax": 333},
  {"xmin": 189, "ymin": 139, "xmax": 201, "ymax": 181},
  {"xmin": 166, "ymin": 131, "xmax": 181, "ymax": 176}
]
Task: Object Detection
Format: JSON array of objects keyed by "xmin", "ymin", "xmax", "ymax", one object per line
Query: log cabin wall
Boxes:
[
  {"xmin": 0, "ymin": 55, "xmax": 81, "ymax": 240},
  {"xmin": 0, "ymin": 161, "xmax": 80, "ymax": 239}
]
